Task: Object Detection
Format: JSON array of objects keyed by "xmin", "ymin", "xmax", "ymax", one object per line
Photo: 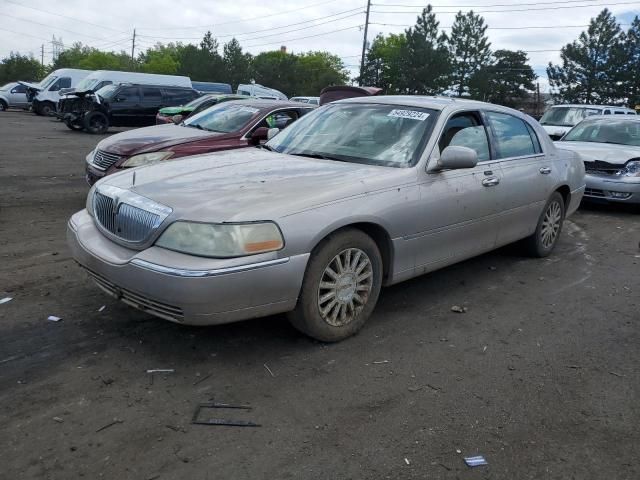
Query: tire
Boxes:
[
  {"xmin": 65, "ymin": 118, "xmax": 84, "ymax": 131},
  {"xmin": 287, "ymin": 229, "xmax": 383, "ymax": 342},
  {"xmin": 523, "ymin": 191, "xmax": 565, "ymax": 257},
  {"xmin": 83, "ymin": 111, "xmax": 109, "ymax": 134},
  {"xmin": 0, "ymin": 100, "xmax": 7, "ymax": 111},
  {"xmin": 39, "ymin": 101, "xmax": 55, "ymax": 116}
]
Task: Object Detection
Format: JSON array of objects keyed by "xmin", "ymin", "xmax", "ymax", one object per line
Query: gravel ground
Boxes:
[{"xmin": 1, "ymin": 110, "xmax": 639, "ymax": 480}]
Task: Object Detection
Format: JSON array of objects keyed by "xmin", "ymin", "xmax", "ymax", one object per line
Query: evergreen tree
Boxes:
[
  {"xmin": 547, "ymin": 9, "xmax": 623, "ymax": 104},
  {"xmin": 620, "ymin": 16, "xmax": 640, "ymax": 108},
  {"xmin": 448, "ymin": 10, "xmax": 492, "ymax": 97},
  {"xmin": 221, "ymin": 38, "xmax": 252, "ymax": 89},
  {"xmin": 469, "ymin": 50, "xmax": 536, "ymax": 107},
  {"xmin": 359, "ymin": 33, "xmax": 408, "ymax": 93},
  {"xmin": 404, "ymin": 5, "xmax": 450, "ymax": 94}
]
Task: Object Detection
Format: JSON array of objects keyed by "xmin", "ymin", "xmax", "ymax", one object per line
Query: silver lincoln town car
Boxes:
[{"xmin": 68, "ymin": 96, "xmax": 586, "ymax": 342}]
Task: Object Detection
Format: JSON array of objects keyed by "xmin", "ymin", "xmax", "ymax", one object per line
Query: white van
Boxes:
[
  {"xmin": 19, "ymin": 68, "xmax": 92, "ymax": 115},
  {"xmin": 237, "ymin": 83, "xmax": 287, "ymax": 100},
  {"xmin": 73, "ymin": 70, "xmax": 192, "ymax": 94},
  {"xmin": 540, "ymin": 104, "xmax": 637, "ymax": 139}
]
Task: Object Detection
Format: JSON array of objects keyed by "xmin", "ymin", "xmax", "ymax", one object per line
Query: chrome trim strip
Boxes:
[{"xmin": 130, "ymin": 257, "xmax": 290, "ymax": 277}]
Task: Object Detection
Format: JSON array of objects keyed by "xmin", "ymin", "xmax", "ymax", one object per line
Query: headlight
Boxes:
[
  {"xmin": 121, "ymin": 151, "xmax": 173, "ymax": 168},
  {"xmin": 156, "ymin": 221, "xmax": 284, "ymax": 258},
  {"xmin": 86, "ymin": 184, "xmax": 96, "ymax": 216},
  {"xmin": 616, "ymin": 160, "xmax": 640, "ymax": 177}
]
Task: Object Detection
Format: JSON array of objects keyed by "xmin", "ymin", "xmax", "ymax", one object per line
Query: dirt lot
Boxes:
[{"xmin": 1, "ymin": 110, "xmax": 639, "ymax": 480}]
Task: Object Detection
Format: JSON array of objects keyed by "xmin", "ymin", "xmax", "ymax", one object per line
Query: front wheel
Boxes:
[
  {"xmin": 287, "ymin": 229, "xmax": 383, "ymax": 342},
  {"xmin": 0, "ymin": 100, "xmax": 7, "ymax": 111},
  {"xmin": 39, "ymin": 101, "xmax": 55, "ymax": 116},
  {"xmin": 83, "ymin": 111, "xmax": 109, "ymax": 134},
  {"xmin": 65, "ymin": 118, "xmax": 84, "ymax": 131},
  {"xmin": 523, "ymin": 192, "xmax": 565, "ymax": 257}
]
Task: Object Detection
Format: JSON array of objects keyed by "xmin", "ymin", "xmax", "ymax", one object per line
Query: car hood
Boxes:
[
  {"xmin": 18, "ymin": 80, "xmax": 43, "ymax": 91},
  {"xmin": 158, "ymin": 106, "xmax": 195, "ymax": 116},
  {"xmin": 554, "ymin": 141, "xmax": 640, "ymax": 164},
  {"xmin": 101, "ymin": 148, "xmax": 401, "ymax": 222},
  {"xmin": 97, "ymin": 124, "xmax": 224, "ymax": 156}
]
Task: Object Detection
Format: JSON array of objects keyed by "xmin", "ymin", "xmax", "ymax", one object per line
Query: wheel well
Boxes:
[
  {"xmin": 316, "ymin": 223, "xmax": 393, "ymax": 282},
  {"xmin": 556, "ymin": 185, "xmax": 571, "ymax": 209}
]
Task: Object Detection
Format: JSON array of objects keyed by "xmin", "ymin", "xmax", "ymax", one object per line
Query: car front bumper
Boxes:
[
  {"xmin": 584, "ymin": 173, "xmax": 640, "ymax": 204},
  {"xmin": 67, "ymin": 210, "xmax": 309, "ymax": 325}
]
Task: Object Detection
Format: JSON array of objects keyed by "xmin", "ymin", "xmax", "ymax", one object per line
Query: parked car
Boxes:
[
  {"xmin": 290, "ymin": 96, "xmax": 320, "ymax": 105},
  {"xmin": 540, "ymin": 104, "xmax": 637, "ymax": 140},
  {"xmin": 85, "ymin": 99, "xmax": 315, "ymax": 184},
  {"xmin": 19, "ymin": 68, "xmax": 92, "ymax": 115},
  {"xmin": 237, "ymin": 83, "xmax": 287, "ymax": 100},
  {"xmin": 155, "ymin": 94, "xmax": 247, "ymax": 125},
  {"xmin": 69, "ymin": 96, "xmax": 585, "ymax": 341},
  {"xmin": 192, "ymin": 81, "xmax": 232, "ymax": 94},
  {"xmin": 319, "ymin": 85, "xmax": 383, "ymax": 106},
  {"xmin": 59, "ymin": 83, "xmax": 200, "ymax": 134},
  {"xmin": 554, "ymin": 115, "xmax": 640, "ymax": 204},
  {"xmin": 0, "ymin": 82, "xmax": 29, "ymax": 110}
]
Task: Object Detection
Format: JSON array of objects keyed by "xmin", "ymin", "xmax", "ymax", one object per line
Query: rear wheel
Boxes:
[
  {"xmin": 0, "ymin": 100, "xmax": 7, "ymax": 111},
  {"xmin": 83, "ymin": 111, "xmax": 109, "ymax": 134},
  {"xmin": 523, "ymin": 191, "xmax": 565, "ymax": 257},
  {"xmin": 65, "ymin": 118, "xmax": 84, "ymax": 131},
  {"xmin": 287, "ymin": 229, "xmax": 383, "ymax": 342}
]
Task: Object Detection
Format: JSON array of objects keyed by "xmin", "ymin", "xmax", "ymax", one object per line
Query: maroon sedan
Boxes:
[{"xmin": 85, "ymin": 100, "xmax": 315, "ymax": 185}]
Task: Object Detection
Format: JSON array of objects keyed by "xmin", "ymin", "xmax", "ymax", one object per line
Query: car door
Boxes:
[
  {"xmin": 10, "ymin": 84, "xmax": 27, "ymax": 107},
  {"xmin": 110, "ymin": 86, "xmax": 141, "ymax": 126},
  {"xmin": 414, "ymin": 110, "xmax": 504, "ymax": 269},
  {"xmin": 140, "ymin": 86, "xmax": 164, "ymax": 125},
  {"xmin": 484, "ymin": 110, "xmax": 556, "ymax": 245}
]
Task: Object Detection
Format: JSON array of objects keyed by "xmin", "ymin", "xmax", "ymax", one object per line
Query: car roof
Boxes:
[
  {"xmin": 223, "ymin": 99, "xmax": 316, "ymax": 109},
  {"xmin": 576, "ymin": 114, "xmax": 640, "ymax": 122},
  {"xmin": 549, "ymin": 104, "xmax": 635, "ymax": 110},
  {"xmin": 336, "ymin": 95, "xmax": 524, "ymax": 114}
]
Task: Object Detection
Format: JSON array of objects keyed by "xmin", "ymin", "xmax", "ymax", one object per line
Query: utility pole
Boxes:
[
  {"xmin": 359, "ymin": 0, "xmax": 371, "ymax": 86},
  {"xmin": 131, "ymin": 28, "xmax": 136, "ymax": 66},
  {"xmin": 41, "ymin": 44, "xmax": 44, "ymax": 66},
  {"xmin": 536, "ymin": 82, "xmax": 541, "ymax": 117}
]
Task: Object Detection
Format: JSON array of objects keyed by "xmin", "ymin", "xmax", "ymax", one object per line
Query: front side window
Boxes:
[
  {"xmin": 49, "ymin": 77, "xmax": 70, "ymax": 91},
  {"xmin": 184, "ymin": 102, "xmax": 261, "ymax": 133},
  {"xmin": 12, "ymin": 84, "xmax": 26, "ymax": 93},
  {"xmin": 117, "ymin": 87, "xmax": 140, "ymax": 103},
  {"xmin": 562, "ymin": 119, "xmax": 640, "ymax": 146},
  {"xmin": 439, "ymin": 112, "xmax": 490, "ymax": 162},
  {"xmin": 267, "ymin": 103, "xmax": 438, "ymax": 168},
  {"xmin": 486, "ymin": 111, "xmax": 537, "ymax": 159}
]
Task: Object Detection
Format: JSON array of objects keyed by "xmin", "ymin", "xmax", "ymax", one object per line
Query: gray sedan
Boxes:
[
  {"xmin": 555, "ymin": 115, "xmax": 640, "ymax": 204},
  {"xmin": 68, "ymin": 96, "xmax": 585, "ymax": 342}
]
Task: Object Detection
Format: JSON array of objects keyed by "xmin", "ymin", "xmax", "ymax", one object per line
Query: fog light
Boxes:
[{"xmin": 609, "ymin": 191, "xmax": 631, "ymax": 199}]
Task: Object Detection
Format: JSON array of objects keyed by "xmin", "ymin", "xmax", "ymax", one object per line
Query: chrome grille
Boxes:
[
  {"xmin": 85, "ymin": 268, "xmax": 184, "ymax": 322},
  {"xmin": 92, "ymin": 150, "xmax": 122, "ymax": 171},
  {"xmin": 94, "ymin": 191, "xmax": 161, "ymax": 243},
  {"xmin": 584, "ymin": 188, "xmax": 605, "ymax": 197},
  {"xmin": 584, "ymin": 161, "xmax": 620, "ymax": 176}
]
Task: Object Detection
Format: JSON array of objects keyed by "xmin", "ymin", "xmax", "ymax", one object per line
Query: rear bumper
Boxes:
[
  {"xmin": 584, "ymin": 174, "xmax": 640, "ymax": 204},
  {"xmin": 67, "ymin": 210, "xmax": 308, "ymax": 325}
]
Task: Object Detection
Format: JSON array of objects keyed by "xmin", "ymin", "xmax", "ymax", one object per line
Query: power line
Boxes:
[
  {"xmin": 373, "ymin": 0, "xmax": 604, "ymax": 7},
  {"xmin": 0, "ymin": 26, "xmax": 50, "ymax": 42},
  {"xmin": 243, "ymin": 24, "xmax": 363, "ymax": 48},
  {"xmin": 370, "ymin": 22, "xmax": 631, "ymax": 29},
  {"xmin": 138, "ymin": 9, "xmax": 364, "ymax": 42},
  {"xmin": 138, "ymin": 0, "xmax": 343, "ymax": 30},
  {"xmin": 3, "ymin": 12, "xmax": 115, "ymax": 43},
  {"xmin": 371, "ymin": 0, "xmax": 640, "ymax": 14}
]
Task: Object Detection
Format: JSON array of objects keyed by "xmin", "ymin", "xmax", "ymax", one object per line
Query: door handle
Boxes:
[
  {"xmin": 482, "ymin": 177, "xmax": 500, "ymax": 187},
  {"xmin": 539, "ymin": 167, "xmax": 552, "ymax": 174}
]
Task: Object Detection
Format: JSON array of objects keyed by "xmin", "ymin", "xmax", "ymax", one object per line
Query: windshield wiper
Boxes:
[
  {"xmin": 258, "ymin": 144, "xmax": 275, "ymax": 151},
  {"xmin": 288, "ymin": 152, "xmax": 344, "ymax": 161},
  {"xmin": 184, "ymin": 123, "xmax": 204, "ymax": 130}
]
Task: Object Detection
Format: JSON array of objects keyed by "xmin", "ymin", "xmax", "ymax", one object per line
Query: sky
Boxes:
[{"xmin": 0, "ymin": 0, "xmax": 638, "ymax": 92}]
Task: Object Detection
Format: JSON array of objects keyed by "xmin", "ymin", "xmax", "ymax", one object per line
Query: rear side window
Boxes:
[
  {"xmin": 486, "ymin": 111, "xmax": 537, "ymax": 159},
  {"xmin": 164, "ymin": 89, "xmax": 197, "ymax": 105},
  {"xmin": 141, "ymin": 87, "xmax": 162, "ymax": 102},
  {"xmin": 118, "ymin": 87, "xmax": 140, "ymax": 102},
  {"xmin": 439, "ymin": 112, "xmax": 490, "ymax": 162}
]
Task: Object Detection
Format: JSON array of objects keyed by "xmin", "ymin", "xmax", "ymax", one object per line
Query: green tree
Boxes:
[
  {"xmin": 360, "ymin": 33, "xmax": 408, "ymax": 92},
  {"xmin": 53, "ymin": 42, "xmax": 132, "ymax": 71},
  {"xmin": 448, "ymin": 10, "xmax": 492, "ymax": 97},
  {"xmin": 175, "ymin": 32, "xmax": 225, "ymax": 81},
  {"xmin": 620, "ymin": 16, "xmax": 640, "ymax": 108},
  {"xmin": 0, "ymin": 53, "xmax": 44, "ymax": 84},
  {"xmin": 221, "ymin": 38, "xmax": 252, "ymax": 89},
  {"xmin": 469, "ymin": 50, "xmax": 536, "ymax": 107},
  {"xmin": 405, "ymin": 5, "xmax": 451, "ymax": 94},
  {"xmin": 140, "ymin": 44, "xmax": 180, "ymax": 74},
  {"xmin": 547, "ymin": 9, "xmax": 623, "ymax": 104},
  {"xmin": 295, "ymin": 51, "xmax": 348, "ymax": 95},
  {"xmin": 252, "ymin": 50, "xmax": 300, "ymax": 95}
]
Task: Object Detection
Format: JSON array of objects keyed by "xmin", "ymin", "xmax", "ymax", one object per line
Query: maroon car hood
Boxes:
[{"xmin": 96, "ymin": 124, "xmax": 228, "ymax": 156}]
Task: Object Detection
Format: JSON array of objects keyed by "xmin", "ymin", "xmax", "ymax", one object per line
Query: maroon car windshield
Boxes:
[{"xmin": 183, "ymin": 103, "xmax": 261, "ymax": 133}]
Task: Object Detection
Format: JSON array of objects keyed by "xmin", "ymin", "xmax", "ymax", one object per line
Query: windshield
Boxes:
[
  {"xmin": 266, "ymin": 103, "xmax": 438, "ymax": 167},
  {"xmin": 38, "ymin": 74, "xmax": 58, "ymax": 89},
  {"xmin": 75, "ymin": 77, "xmax": 100, "ymax": 92},
  {"xmin": 540, "ymin": 107, "xmax": 600, "ymax": 127},
  {"xmin": 562, "ymin": 119, "xmax": 640, "ymax": 146},
  {"xmin": 95, "ymin": 84, "xmax": 118, "ymax": 99},
  {"xmin": 184, "ymin": 102, "xmax": 260, "ymax": 133}
]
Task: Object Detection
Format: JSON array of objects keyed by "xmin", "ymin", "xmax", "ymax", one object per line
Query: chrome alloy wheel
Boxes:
[
  {"xmin": 317, "ymin": 248, "xmax": 373, "ymax": 327},
  {"xmin": 541, "ymin": 200, "xmax": 562, "ymax": 249}
]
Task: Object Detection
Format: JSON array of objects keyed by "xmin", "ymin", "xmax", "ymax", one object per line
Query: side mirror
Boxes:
[
  {"xmin": 250, "ymin": 126, "xmax": 269, "ymax": 144},
  {"xmin": 172, "ymin": 114, "xmax": 183, "ymax": 124},
  {"xmin": 267, "ymin": 127, "xmax": 280, "ymax": 140},
  {"xmin": 437, "ymin": 146, "xmax": 478, "ymax": 170}
]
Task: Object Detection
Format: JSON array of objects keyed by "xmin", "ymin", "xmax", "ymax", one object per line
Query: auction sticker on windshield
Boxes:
[{"xmin": 388, "ymin": 109, "xmax": 430, "ymax": 121}]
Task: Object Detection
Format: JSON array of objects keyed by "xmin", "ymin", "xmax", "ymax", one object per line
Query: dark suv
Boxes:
[{"xmin": 59, "ymin": 83, "xmax": 200, "ymax": 134}]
